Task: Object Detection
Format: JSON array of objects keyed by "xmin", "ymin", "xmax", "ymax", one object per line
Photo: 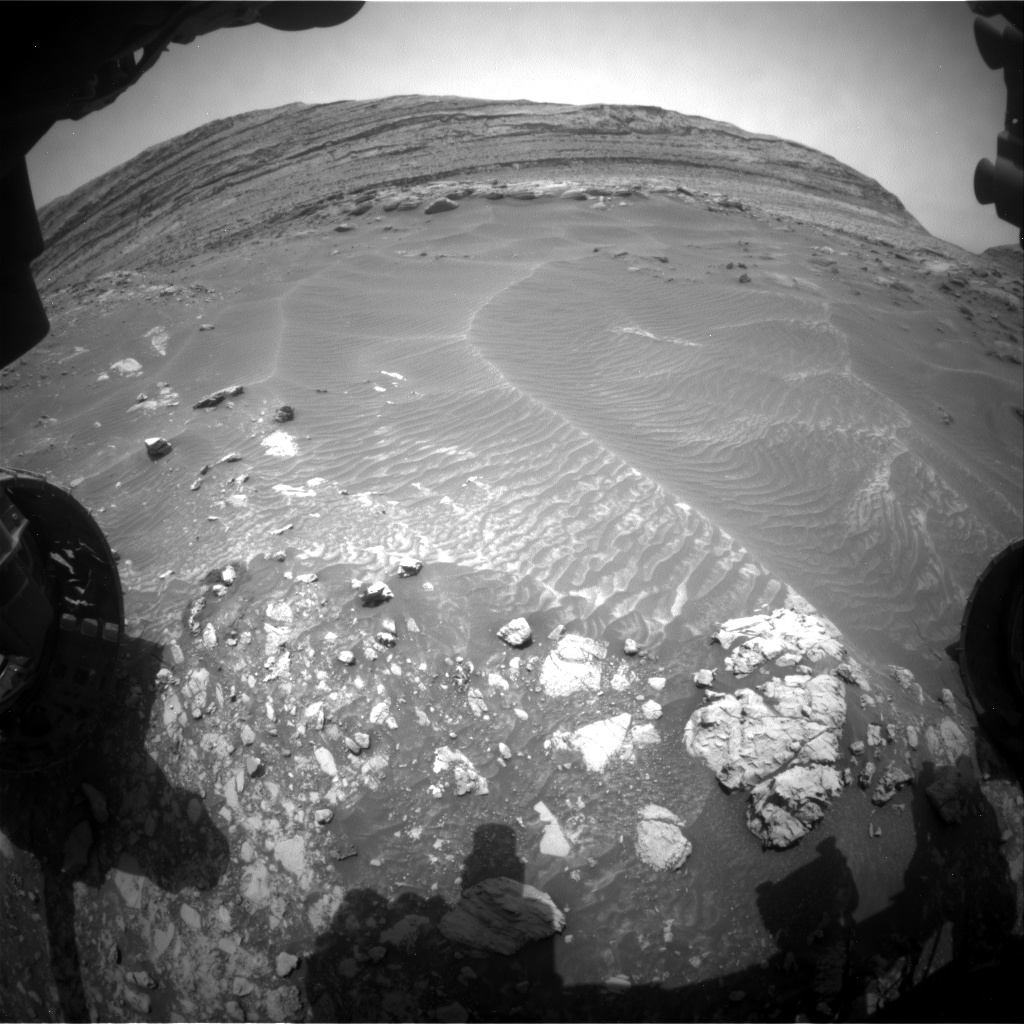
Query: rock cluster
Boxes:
[{"xmin": 685, "ymin": 610, "xmax": 848, "ymax": 849}]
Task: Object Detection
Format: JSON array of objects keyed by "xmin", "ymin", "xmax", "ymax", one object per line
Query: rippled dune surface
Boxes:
[{"xmin": 2, "ymin": 98, "xmax": 1022, "ymax": 1022}]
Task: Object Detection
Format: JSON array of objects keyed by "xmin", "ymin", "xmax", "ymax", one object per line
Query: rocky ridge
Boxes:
[{"xmin": 35, "ymin": 95, "xmax": 931, "ymax": 290}]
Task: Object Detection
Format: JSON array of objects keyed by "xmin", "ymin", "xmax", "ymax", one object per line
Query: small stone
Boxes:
[
  {"xmin": 693, "ymin": 669, "xmax": 715, "ymax": 688},
  {"xmin": 143, "ymin": 437, "xmax": 172, "ymax": 459},
  {"xmin": 354, "ymin": 732, "xmax": 370, "ymax": 751},
  {"xmin": 498, "ymin": 742, "xmax": 512, "ymax": 760},
  {"xmin": 939, "ymin": 688, "xmax": 957, "ymax": 710},
  {"xmin": 425, "ymin": 198, "xmax": 458, "ymax": 214},
  {"xmin": 850, "ymin": 740, "xmax": 865, "ymax": 754},
  {"xmin": 376, "ymin": 631, "xmax": 396, "ymax": 647},
  {"xmin": 398, "ymin": 555, "xmax": 422, "ymax": 577},
  {"xmin": 295, "ymin": 573, "xmax": 318, "ymax": 584},
  {"xmin": 245, "ymin": 756, "xmax": 261, "ymax": 777},
  {"xmin": 623, "ymin": 639, "xmax": 639, "ymax": 656},
  {"xmin": 648, "ymin": 677, "xmax": 666, "ymax": 691},
  {"xmin": 338, "ymin": 650, "xmax": 356, "ymax": 665},
  {"xmin": 344, "ymin": 735, "xmax": 361, "ymax": 755},
  {"xmin": 361, "ymin": 581, "xmax": 393, "ymax": 605},
  {"xmin": 641, "ymin": 699, "xmax": 662, "ymax": 720},
  {"xmin": 240, "ymin": 724, "xmax": 256, "ymax": 746},
  {"xmin": 225, "ymin": 1001, "xmax": 245, "ymax": 1022},
  {"xmin": 180, "ymin": 904, "xmax": 201, "ymax": 929},
  {"xmin": 314, "ymin": 808, "xmax": 334, "ymax": 826},
  {"xmin": 497, "ymin": 617, "xmax": 532, "ymax": 648},
  {"xmin": 273, "ymin": 405, "xmax": 295, "ymax": 423},
  {"xmin": 276, "ymin": 952, "xmax": 299, "ymax": 977}
]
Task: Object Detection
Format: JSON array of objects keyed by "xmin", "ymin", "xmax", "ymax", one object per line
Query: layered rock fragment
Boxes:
[{"xmin": 439, "ymin": 877, "xmax": 565, "ymax": 954}]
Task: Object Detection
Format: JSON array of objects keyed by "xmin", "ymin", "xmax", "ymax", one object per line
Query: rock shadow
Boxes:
[{"xmin": 0, "ymin": 634, "xmax": 229, "ymax": 1022}]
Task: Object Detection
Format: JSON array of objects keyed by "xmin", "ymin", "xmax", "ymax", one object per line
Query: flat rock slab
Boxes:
[{"xmin": 439, "ymin": 876, "xmax": 565, "ymax": 954}]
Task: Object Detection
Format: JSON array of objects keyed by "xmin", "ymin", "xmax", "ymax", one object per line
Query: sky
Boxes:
[{"xmin": 25, "ymin": 1, "xmax": 1021, "ymax": 254}]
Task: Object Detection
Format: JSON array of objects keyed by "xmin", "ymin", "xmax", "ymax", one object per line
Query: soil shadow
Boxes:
[{"xmin": 0, "ymin": 634, "xmax": 229, "ymax": 1022}]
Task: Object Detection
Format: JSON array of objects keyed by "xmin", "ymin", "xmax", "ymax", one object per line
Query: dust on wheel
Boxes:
[
  {"xmin": 958, "ymin": 537, "xmax": 1023, "ymax": 772},
  {"xmin": 0, "ymin": 470, "xmax": 124, "ymax": 773}
]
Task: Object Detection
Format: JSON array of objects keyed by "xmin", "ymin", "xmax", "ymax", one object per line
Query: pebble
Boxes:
[
  {"xmin": 338, "ymin": 650, "xmax": 356, "ymax": 665},
  {"xmin": 693, "ymin": 669, "xmax": 715, "ymax": 688},
  {"xmin": 314, "ymin": 808, "xmax": 334, "ymax": 825},
  {"xmin": 623, "ymin": 639, "xmax": 639, "ymax": 656},
  {"xmin": 240, "ymin": 724, "xmax": 256, "ymax": 746},
  {"xmin": 275, "ymin": 952, "xmax": 299, "ymax": 978},
  {"xmin": 498, "ymin": 742, "xmax": 512, "ymax": 760}
]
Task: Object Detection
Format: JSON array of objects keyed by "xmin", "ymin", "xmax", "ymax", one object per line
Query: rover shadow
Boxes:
[
  {"xmin": 304, "ymin": 821, "xmax": 566, "ymax": 1022},
  {"xmin": 0, "ymin": 634, "xmax": 229, "ymax": 1022},
  {"xmin": 301, "ymin": 729, "xmax": 1020, "ymax": 1024}
]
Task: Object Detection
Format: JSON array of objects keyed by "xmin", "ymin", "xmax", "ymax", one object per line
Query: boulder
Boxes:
[
  {"xmin": 425, "ymin": 198, "xmax": 458, "ymax": 214},
  {"xmin": 144, "ymin": 437, "xmax": 172, "ymax": 459},
  {"xmin": 439, "ymin": 877, "xmax": 565, "ymax": 954},
  {"xmin": 684, "ymin": 666, "xmax": 847, "ymax": 845},
  {"xmin": 497, "ymin": 617, "xmax": 532, "ymax": 648},
  {"xmin": 539, "ymin": 634, "xmax": 607, "ymax": 696},
  {"xmin": 684, "ymin": 673, "xmax": 845, "ymax": 792},
  {"xmin": 747, "ymin": 765, "xmax": 844, "ymax": 849},
  {"xmin": 193, "ymin": 385, "xmax": 244, "ymax": 409}
]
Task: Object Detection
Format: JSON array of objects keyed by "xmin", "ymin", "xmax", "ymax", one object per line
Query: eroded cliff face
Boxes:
[{"xmin": 34, "ymin": 95, "xmax": 923, "ymax": 289}]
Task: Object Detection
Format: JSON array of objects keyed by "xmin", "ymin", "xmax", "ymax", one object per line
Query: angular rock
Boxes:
[
  {"xmin": 747, "ymin": 765, "xmax": 844, "ymax": 849},
  {"xmin": 276, "ymin": 952, "xmax": 299, "ymax": 978},
  {"xmin": 534, "ymin": 801, "xmax": 571, "ymax": 857},
  {"xmin": 143, "ymin": 437, "xmax": 172, "ymax": 459},
  {"xmin": 361, "ymin": 581, "xmax": 393, "ymax": 606},
  {"xmin": 872, "ymin": 763, "xmax": 914, "ymax": 806},
  {"xmin": 194, "ymin": 385, "xmax": 244, "ymax": 409},
  {"xmin": 398, "ymin": 555, "xmax": 422, "ymax": 576},
  {"xmin": 314, "ymin": 808, "xmax": 333, "ymax": 826},
  {"xmin": 497, "ymin": 617, "xmax": 532, "ymax": 648},
  {"xmin": 439, "ymin": 877, "xmax": 565, "ymax": 954},
  {"xmin": 265, "ymin": 985, "xmax": 303, "ymax": 1023},
  {"xmin": 623, "ymin": 638, "xmax": 639, "ymax": 656},
  {"xmin": 337, "ymin": 649, "xmax": 356, "ymax": 665},
  {"xmin": 539, "ymin": 634, "xmax": 607, "ymax": 697},
  {"xmin": 692, "ymin": 667, "xmax": 716, "ymax": 692}
]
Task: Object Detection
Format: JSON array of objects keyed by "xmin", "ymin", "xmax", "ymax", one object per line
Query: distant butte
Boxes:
[{"xmin": 36, "ymin": 95, "xmax": 926, "ymax": 288}]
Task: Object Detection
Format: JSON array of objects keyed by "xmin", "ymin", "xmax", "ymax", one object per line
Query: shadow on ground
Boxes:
[
  {"xmin": 302, "ymin": 729, "xmax": 1021, "ymax": 1024},
  {"xmin": 0, "ymin": 635, "xmax": 229, "ymax": 1022}
]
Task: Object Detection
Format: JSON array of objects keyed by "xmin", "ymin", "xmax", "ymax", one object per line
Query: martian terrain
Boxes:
[{"xmin": 0, "ymin": 96, "xmax": 1021, "ymax": 1023}]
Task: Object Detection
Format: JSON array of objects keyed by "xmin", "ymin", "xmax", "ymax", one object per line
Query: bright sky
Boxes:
[{"xmin": 25, "ymin": 1, "xmax": 1020, "ymax": 254}]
